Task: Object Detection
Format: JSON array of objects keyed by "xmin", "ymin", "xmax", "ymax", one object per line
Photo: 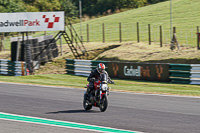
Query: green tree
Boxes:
[
  {"xmin": 0, "ymin": 0, "xmax": 26, "ymax": 13},
  {"xmin": 115, "ymin": 0, "xmax": 147, "ymax": 9},
  {"xmin": 60, "ymin": 0, "xmax": 78, "ymax": 18},
  {"xmin": 72, "ymin": 0, "xmax": 148, "ymax": 16},
  {"xmin": 147, "ymin": 0, "xmax": 167, "ymax": 4},
  {"xmin": 33, "ymin": 0, "xmax": 60, "ymax": 11},
  {"xmin": 25, "ymin": 5, "xmax": 39, "ymax": 12},
  {"xmin": 72, "ymin": 0, "xmax": 98, "ymax": 16}
]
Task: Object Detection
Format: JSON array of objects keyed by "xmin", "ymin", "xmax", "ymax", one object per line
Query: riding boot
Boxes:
[{"xmin": 86, "ymin": 88, "xmax": 90, "ymax": 95}]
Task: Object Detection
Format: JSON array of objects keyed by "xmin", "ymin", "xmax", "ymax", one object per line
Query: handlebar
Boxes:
[{"xmin": 90, "ymin": 78, "xmax": 116, "ymax": 85}]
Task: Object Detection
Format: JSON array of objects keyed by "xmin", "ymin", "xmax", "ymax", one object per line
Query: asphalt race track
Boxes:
[{"xmin": 0, "ymin": 82, "xmax": 200, "ymax": 133}]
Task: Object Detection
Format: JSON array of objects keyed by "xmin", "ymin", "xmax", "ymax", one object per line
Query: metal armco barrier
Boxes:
[
  {"xmin": 0, "ymin": 59, "xmax": 26, "ymax": 76},
  {"xmin": 66, "ymin": 59, "xmax": 107, "ymax": 77},
  {"xmin": 170, "ymin": 64, "xmax": 200, "ymax": 84},
  {"xmin": 108, "ymin": 62, "xmax": 169, "ymax": 82},
  {"xmin": 66, "ymin": 59, "xmax": 169, "ymax": 82},
  {"xmin": 66, "ymin": 59, "xmax": 200, "ymax": 84}
]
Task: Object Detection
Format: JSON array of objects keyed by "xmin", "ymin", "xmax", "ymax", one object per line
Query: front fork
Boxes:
[
  {"xmin": 100, "ymin": 90, "xmax": 102, "ymax": 100},
  {"xmin": 100, "ymin": 90, "xmax": 108, "ymax": 100}
]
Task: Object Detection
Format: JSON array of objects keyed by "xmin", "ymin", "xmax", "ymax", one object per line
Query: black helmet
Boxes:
[{"xmin": 97, "ymin": 63, "xmax": 105, "ymax": 73}]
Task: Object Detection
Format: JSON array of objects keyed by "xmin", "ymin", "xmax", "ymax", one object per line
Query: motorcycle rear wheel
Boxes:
[
  {"xmin": 99, "ymin": 94, "xmax": 108, "ymax": 112},
  {"xmin": 83, "ymin": 94, "xmax": 92, "ymax": 110}
]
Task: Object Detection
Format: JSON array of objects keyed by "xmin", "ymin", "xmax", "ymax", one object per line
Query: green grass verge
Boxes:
[{"xmin": 0, "ymin": 74, "xmax": 200, "ymax": 96}]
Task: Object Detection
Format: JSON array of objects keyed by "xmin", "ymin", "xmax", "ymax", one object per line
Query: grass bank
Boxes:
[
  {"xmin": 0, "ymin": 74, "xmax": 200, "ymax": 97},
  {"xmin": 2, "ymin": 0, "xmax": 200, "ymax": 50},
  {"xmin": 72, "ymin": 0, "xmax": 200, "ymax": 47}
]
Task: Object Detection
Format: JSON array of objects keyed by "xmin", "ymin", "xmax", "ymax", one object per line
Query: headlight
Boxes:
[{"xmin": 101, "ymin": 84, "xmax": 108, "ymax": 91}]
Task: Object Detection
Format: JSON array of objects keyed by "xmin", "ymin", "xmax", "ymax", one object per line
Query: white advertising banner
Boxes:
[{"xmin": 0, "ymin": 11, "xmax": 65, "ymax": 32}]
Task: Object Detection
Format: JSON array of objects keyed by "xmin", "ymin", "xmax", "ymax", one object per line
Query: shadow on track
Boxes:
[{"xmin": 46, "ymin": 109, "xmax": 99, "ymax": 114}]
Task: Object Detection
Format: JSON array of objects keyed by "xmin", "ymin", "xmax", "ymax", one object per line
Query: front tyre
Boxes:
[
  {"xmin": 99, "ymin": 94, "xmax": 108, "ymax": 112},
  {"xmin": 83, "ymin": 93, "xmax": 92, "ymax": 110}
]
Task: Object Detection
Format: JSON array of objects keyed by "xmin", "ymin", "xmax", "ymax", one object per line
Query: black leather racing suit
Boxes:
[{"xmin": 87, "ymin": 69, "xmax": 113, "ymax": 93}]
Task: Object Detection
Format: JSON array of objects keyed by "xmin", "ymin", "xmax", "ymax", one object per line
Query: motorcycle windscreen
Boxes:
[{"xmin": 100, "ymin": 73, "xmax": 108, "ymax": 83}]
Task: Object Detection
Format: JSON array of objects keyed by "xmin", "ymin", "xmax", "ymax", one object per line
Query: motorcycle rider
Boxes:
[{"xmin": 86, "ymin": 63, "xmax": 114, "ymax": 94}]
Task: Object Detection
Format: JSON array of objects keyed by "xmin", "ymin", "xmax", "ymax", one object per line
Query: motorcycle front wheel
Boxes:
[
  {"xmin": 83, "ymin": 93, "xmax": 92, "ymax": 110},
  {"xmin": 99, "ymin": 94, "xmax": 108, "ymax": 112}
]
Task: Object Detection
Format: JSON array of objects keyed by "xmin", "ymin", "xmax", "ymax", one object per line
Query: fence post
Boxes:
[
  {"xmin": 197, "ymin": 26, "xmax": 199, "ymax": 50},
  {"xmin": 173, "ymin": 27, "xmax": 176, "ymax": 34},
  {"xmin": 102, "ymin": 23, "xmax": 105, "ymax": 43},
  {"xmin": 171, "ymin": 27, "xmax": 175, "ymax": 50},
  {"xmin": 137, "ymin": 22, "xmax": 140, "ymax": 43},
  {"xmin": 148, "ymin": 24, "xmax": 151, "ymax": 45},
  {"xmin": 87, "ymin": 24, "xmax": 89, "ymax": 42},
  {"xmin": 171, "ymin": 27, "xmax": 180, "ymax": 50},
  {"xmin": 160, "ymin": 26, "xmax": 163, "ymax": 47},
  {"xmin": 119, "ymin": 22, "xmax": 122, "ymax": 43}
]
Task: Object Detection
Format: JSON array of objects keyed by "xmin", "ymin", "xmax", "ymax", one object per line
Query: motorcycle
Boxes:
[{"xmin": 83, "ymin": 73, "xmax": 113, "ymax": 112}]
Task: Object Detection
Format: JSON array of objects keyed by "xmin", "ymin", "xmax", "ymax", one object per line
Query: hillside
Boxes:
[
  {"xmin": 2, "ymin": 0, "xmax": 200, "ymax": 49},
  {"xmin": 72, "ymin": 0, "xmax": 200, "ymax": 47},
  {"xmin": 33, "ymin": 41, "xmax": 200, "ymax": 75},
  {"xmin": 1, "ymin": 40, "xmax": 199, "ymax": 75},
  {"xmin": 1, "ymin": 0, "xmax": 200, "ymax": 75}
]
